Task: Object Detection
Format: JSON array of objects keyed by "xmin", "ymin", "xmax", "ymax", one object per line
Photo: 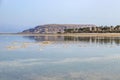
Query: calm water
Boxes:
[{"xmin": 0, "ymin": 35, "xmax": 120, "ymax": 80}]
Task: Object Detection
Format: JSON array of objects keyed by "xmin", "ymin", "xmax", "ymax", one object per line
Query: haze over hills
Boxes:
[{"xmin": 1, "ymin": 0, "xmax": 120, "ymax": 33}]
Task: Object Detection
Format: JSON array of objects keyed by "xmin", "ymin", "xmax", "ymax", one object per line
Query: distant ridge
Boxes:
[{"xmin": 22, "ymin": 24, "xmax": 96, "ymax": 34}]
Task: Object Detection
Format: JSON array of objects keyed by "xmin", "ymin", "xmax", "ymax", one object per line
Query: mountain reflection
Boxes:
[{"xmin": 24, "ymin": 36, "xmax": 120, "ymax": 45}]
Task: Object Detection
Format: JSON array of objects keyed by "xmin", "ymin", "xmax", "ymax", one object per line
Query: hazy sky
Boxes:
[{"xmin": 0, "ymin": 0, "xmax": 120, "ymax": 32}]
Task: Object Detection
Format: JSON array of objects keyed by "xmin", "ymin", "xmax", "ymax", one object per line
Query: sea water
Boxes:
[{"xmin": 0, "ymin": 35, "xmax": 120, "ymax": 80}]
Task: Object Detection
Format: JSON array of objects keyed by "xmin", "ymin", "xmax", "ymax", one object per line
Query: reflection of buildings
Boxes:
[
  {"xmin": 24, "ymin": 36, "xmax": 120, "ymax": 45},
  {"xmin": 26, "ymin": 36, "xmax": 64, "ymax": 41}
]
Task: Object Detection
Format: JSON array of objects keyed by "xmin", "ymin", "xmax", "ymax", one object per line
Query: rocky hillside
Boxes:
[{"xmin": 22, "ymin": 24, "xmax": 96, "ymax": 34}]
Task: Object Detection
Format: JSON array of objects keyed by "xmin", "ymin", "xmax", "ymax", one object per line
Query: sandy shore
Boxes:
[{"xmin": 1, "ymin": 33, "xmax": 120, "ymax": 37}]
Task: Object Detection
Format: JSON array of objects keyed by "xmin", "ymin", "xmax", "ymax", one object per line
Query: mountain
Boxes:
[{"xmin": 22, "ymin": 24, "xmax": 96, "ymax": 34}]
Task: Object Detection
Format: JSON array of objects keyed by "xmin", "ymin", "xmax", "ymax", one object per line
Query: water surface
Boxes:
[{"xmin": 0, "ymin": 35, "xmax": 120, "ymax": 80}]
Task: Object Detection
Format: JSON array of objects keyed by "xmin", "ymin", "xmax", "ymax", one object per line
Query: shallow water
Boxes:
[{"xmin": 0, "ymin": 35, "xmax": 120, "ymax": 80}]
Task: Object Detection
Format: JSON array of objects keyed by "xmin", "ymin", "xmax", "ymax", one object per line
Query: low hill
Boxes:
[{"xmin": 22, "ymin": 24, "xmax": 96, "ymax": 34}]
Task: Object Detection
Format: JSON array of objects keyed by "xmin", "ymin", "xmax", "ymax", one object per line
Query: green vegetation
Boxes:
[{"xmin": 64, "ymin": 25, "xmax": 120, "ymax": 33}]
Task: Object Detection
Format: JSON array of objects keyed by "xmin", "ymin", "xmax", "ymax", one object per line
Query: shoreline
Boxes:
[{"xmin": 1, "ymin": 33, "xmax": 120, "ymax": 37}]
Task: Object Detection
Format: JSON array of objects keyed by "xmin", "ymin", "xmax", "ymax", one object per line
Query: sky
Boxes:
[{"xmin": 0, "ymin": 0, "xmax": 120, "ymax": 32}]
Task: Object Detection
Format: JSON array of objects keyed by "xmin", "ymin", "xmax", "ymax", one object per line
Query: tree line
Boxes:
[{"xmin": 64, "ymin": 25, "xmax": 120, "ymax": 33}]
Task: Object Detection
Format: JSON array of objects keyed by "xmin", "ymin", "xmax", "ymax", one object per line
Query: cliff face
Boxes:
[{"xmin": 22, "ymin": 24, "xmax": 96, "ymax": 34}]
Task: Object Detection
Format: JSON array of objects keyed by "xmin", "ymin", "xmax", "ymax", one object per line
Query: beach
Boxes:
[{"xmin": 1, "ymin": 33, "xmax": 120, "ymax": 37}]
